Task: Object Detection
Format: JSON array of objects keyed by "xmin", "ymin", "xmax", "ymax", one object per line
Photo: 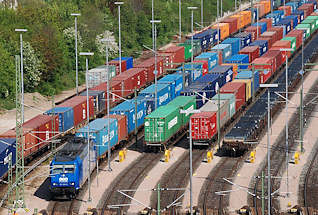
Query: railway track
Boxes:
[{"xmin": 51, "ymin": 200, "xmax": 75, "ymax": 215}]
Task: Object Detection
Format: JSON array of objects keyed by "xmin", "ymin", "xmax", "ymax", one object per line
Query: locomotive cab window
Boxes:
[{"xmin": 52, "ymin": 164, "xmax": 75, "ymax": 174}]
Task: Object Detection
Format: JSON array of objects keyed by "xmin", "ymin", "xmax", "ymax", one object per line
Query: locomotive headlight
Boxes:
[
  {"xmin": 70, "ymin": 182, "xmax": 74, "ymax": 185},
  {"xmin": 53, "ymin": 183, "xmax": 57, "ymax": 186}
]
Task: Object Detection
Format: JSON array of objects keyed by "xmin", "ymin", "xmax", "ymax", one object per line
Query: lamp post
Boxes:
[
  {"xmin": 150, "ymin": 20, "xmax": 161, "ymax": 110},
  {"xmin": 180, "ymin": 109, "xmax": 201, "ymax": 215},
  {"xmin": 80, "ymin": 52, "xmax": 94, "ymax": 202},
  {"xmin": 71, "ymin": 13, "xmax": 81, "ymax": 95},
  {"xmin": 280, "ymin": 48, "xmax": 294, "ymax": 198},
  {"xmin": 179, "ymin": 0, "xmax": 182, "ymax": 41},
  {"xmin": 115, "ymin": 2, "xmax": 124, "ymax": 74},
  {"xmin": 101, "ymin": 38, "xmax": 113, "ymax": 172},
  {"xmin": 201, "ymin": 0, "xmax": 203, "ymax": 27},
  {"xmin": 188, "ymin": 6, "xmax": 197, "ymax": 85},
  {"xmin": 260, "ymin": 83, "xmax": 278, "ymax": 215},
  {"xmin": 15, "ymin": 28, "xmax": 27, "ymax": 123},
  {"xmin": 300, "ymin": 38, "xmax": 304, "ymax": 153}
]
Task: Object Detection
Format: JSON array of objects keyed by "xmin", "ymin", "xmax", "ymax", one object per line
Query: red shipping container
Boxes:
[
  {"xmin": 251, "ymin": 57, "xmax": 275, "ymax": 83},
  {"xmin": 298, "ymin": 4, "xmax": 313, "ymax": 18},
  {"xmin": 159, "ymin": 45, "xmax": 185, "ymax": 69},
  {"xmin": 109, "ymin": 80, "xmax": 123, "ymax": 104},
  {"xmin": 303, "ymin": 3, "xmax": 314, "ymax": 14},
  {"xmin": 134, "ymin": 56, "xmax": 165, "ymax": 84},
  {"xmin": 106, "ymin": 114, "xmax": 128, "ymax": 143},
  {"xmin": 109, "ymin": 59, "xmax": 127, "ymax": 75},
  {"xmin": 222, "ymin": 17, "xmax": 238, "ymax": 34},
  {"xmin": 239, "ymin": 46, "xmax": 260, "ymax": 62},
  {"xmin": 58, "ymin": 96, "xmax": 94, "ymax": 127},
  {"xmin": 220, "ymin": 82, "xmax": 246, "ymax": 110},
  {"xmin": 159, "ymin": 52, "xmax": 174, "ymax": 70},
  {"xmin": 0, "ymin": 128, "xmax": 37, "ymax": 158},
  {"xmin": 193, "ymin": 60, "xmax": 208, "ymax": 76},
  {"xmin": 278, "ymin": 6, "xmax": 292, "ymax": 16},
  {"xmin": 267, "ymin": 27, "xmax": 284, "ymax": 40},
  {"xmin": 287, "ymin": 30, "xmax": 303, "ymax": 49},
  {"xmin": 254, "ymin": 3, "xmax": 266, "ymax": 17},
  {"xmin": 271, "ymin": 40, "xmax": 292, "ymax": 61},
  {"xmin": 111, "ymin": 68, "xmax": 147, "ymax": 98},
  {"xmin": 261, "ymin": 31, "xmax": 278, "ymax": 43},
  {"xmin": 245, "ymin": 26, "xmax": 262, "ymax": 41},
  {"xmin": 191, "ymin": 112, "xmax": 217, "ymax": 141},
  {"xmin": 259, "ymin": 18, "xmax": 273, "ymax": 29},
  {"xmin": 258, "ymin": 36, "xmax": 273, "ymax": 48},
  {"xmin": 263, "ymin": 50, "xmax": 283, "ymax": 70}
]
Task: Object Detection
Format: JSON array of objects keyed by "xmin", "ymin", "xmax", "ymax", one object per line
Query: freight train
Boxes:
[{"xmin": 1, "ymin": 0, "xmax": 317, "ymax": 198}]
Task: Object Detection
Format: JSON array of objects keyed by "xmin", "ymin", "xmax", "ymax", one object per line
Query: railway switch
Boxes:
[
  {"xmin": 207, "ymin": 150, "xmax": 213, "ymax": 163},
  {"xmin": 164, "ymin": 149, "xmax": 171, "ymax": 162}
]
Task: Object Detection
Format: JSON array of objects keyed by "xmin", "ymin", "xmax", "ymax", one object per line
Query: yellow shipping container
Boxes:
[
  {"xmin": 232, "ymin": 79, "xmax": 252, "ymax": 101},
  {"xmin": 212, "ymin": 23, "xmax": 229, "ymax": 40},
  {"xmin": 260, "ymin": 1, "xmax": 271, "ymax": 14},
  {"xmin": 239, "ymin": 11, "xmax": 252, "ymax": 26},
  {"xmin": 230, "ymin": 14, "xmax": 245, "ymax": 29}
]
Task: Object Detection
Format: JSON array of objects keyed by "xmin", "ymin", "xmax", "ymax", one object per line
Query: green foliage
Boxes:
[{"xmin": 0, "ymin": 0, "xmax": 239, "ymax": 110}]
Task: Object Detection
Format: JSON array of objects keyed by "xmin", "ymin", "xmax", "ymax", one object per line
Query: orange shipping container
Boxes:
[
  {"xmin": 254, "ymin": 3, "xmax": 265, "ymax": 17},
  {"xmin": 239, "ymin": 11, "xmax": 252, "ymax": 26},
  {"xmin": 231, "ymin": 14, "xmax": 245, "ymax": 29},
  {"xmin": 260, "ymin": 1, "xmax": 271, "ymax": 14},
  {"xmin": 212, "ymin": 23, "xmax": 229, "ymax": 40}
]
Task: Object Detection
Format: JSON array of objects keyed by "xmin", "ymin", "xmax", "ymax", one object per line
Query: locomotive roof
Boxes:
[{"xmin": 55, "ymin": 137, "xmax": 88, "ymax": 162}]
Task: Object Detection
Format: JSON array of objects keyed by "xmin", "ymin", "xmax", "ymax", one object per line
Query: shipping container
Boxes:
[
  {"xmin": 158, "ymin": 45, "xmax": 185, "ymax": 69},
  {"xmin": 58, "ymin": 96, "xmax": 94, "ymax": 127},
  {"xmin": 258, "ymin": 36, "xmax": 273, "ymax": 48},
  {"xmin": 134, "ymin": 57, "xmax": 164, "ymax": 83},
  {"xmin": 271, "ymin": 40, "xmax": 292, "ymax": 60},
  {"xmin": 285, "ymin": 15, "xmax": 299, "ymax": 28},
  {"xmin": 305, "ymin": 15, "xmax": 318, "ymax": 30},
  {"xmin": 260, "ymin": 31, "xmax": 278, "ymax": 48},
  {"xmin": 178, "ymin": 63, "xmax": 203, "ymax": 84},
  {"xmin": 80, "ymin": 90, "xmax": 105, "ymax": 114},
  {"xmin": 158, "ymin": 74, "xmax": 184, "ymax": 99},
  {"xmin": 137, "ymin": 95, "xmax": 154, "ymax": 116},
  {"xmin": 230, "ymin": 14, "xmax": 245, "ymax": 29},
  {"xmin": 251, "ymin": 57, "xmax": 274, "ymax": 83},
  {"xmin": 296, "ymin": 23, "xmax": 312, "ymax": 38},
  {"xmin": 144, "ymin": 105, "xmax": 181, "ymax": 144},
  {"xmin": 245, "ymin": 26, "xmax": 262, "ymax": 41},
  {"xmin": 286, "ymin": 2, "xmax": 298, "ymax": 12},
  {"xmin": 234, "ymin": 32, "xmax": 252, "ymax": 48},
  {"xmin": 266, "ymin": 13, "xmax": 281, "ymax": 25},
  {"xmin": 262, "ymin": 50, "xmax": 283, "ymax": 70},
  {"xmin": 279, "ymin": 5, "xmax": 292, "ymax": 16},
  {"xmin": 222, "ymin": 17, "xmax": 238, "ymax": 34},
  {"xmin": 239, "ymin": 45, "xmax": 260, "ymax": 62},
  {"xmin": 220, "ymin": 82, "xmax": 246, "ymax": 110},
  {"xmin": 224, "ymin": 54, "xmax": 249, "ymax": 71},
  {"xmin": 287, "ymin": 29, "xmax": 304, "ymax": 49},
  {"xmin": 76, "ymin": 118, "xmax": 118, "ymax": 158},
  {"xmin": 174, "ymin": 67, "xmax": 191, "ymax": 88},
  {"xmin": 87, "ymin": 65, "xmax": 116, "ymax": 88},
  {"xmin": 232, "ymin": 79, "xmax": 252, "ymax": 101},
  {"xmin": 209, "ymin": 65, "xmax": 234, "ymax": 87},
  {"xmin": 260, "ymin": 1, "xmax": 271, "ymax": 14},
  {"xmin": 191, "ymin": 112, "xmax": 217, "ymax": 141},
  {"xmin": 107, "ymin": 114, "xmax": 128, "ymax": 143},
  {"xmin": 307, "ymin": 1, "xmax": 317, "ymax": 10},
  {"xmin": 276, "ymin": 19, "xmax": 292, "ymax": 34},
  {"xmin": 249, "ymin": 40, "xmax": 269, "ymax": 56},
  {"xmin": 90, "ymin": 82, "xmax": 107, "ymax": 97},
  {"xmin": 195, "ymin": 52, "xmax": 219, "ymax": 71},
  {"xmin": 211, "ymin": 23, "xmax": 230, "ymax": 40},
  {"xmin": 109, "ymin": 59, "xmax": 127, "ymax": 74},
  {"xmin": 110, "ymin": 99, "xmax": 146, "ymax": 134},
  {"xmin": 113, "ymin": 57, "xmax": 133, "ymax": 70},
  {"xmin": 45, "ymin": 107, "xmax": 74, "ymax": 132},
  {"xmin": 193, "ymin": 60, "xmax": 208, "ymax": 76},
  {"xmin": 248, "ymin": 8, "xmax": 258, "ymax": 22},
  {"xmin": 281, "ymin": 37, "xmax": 297, "ymax": 52},
  {"xmin": 252, "ymin": 22, "xmax": 268, "ymax": 34},
  {"xmin": 273, "ymin": 10, "xmax": 285, "ymax": 19},
  {"xmin": 0, "ymin": 138, "xmax": 16, "ymax": 179},
  {"xmin": 302, "ymin": 18, "xmax": 317, "ymax": 32},
  {"xmin": 239, "ymin": 11, "xmax": 252, "ymax": 26},
  {"xmin": 199, "ymin": 100, "xmax": 230, "ymax": 127},
  {"xmin": 187, "ymin": 29, "xmax": 214, "ymax": 50},
  {"xmin": 236, "ymin": 70, "xmax": 260, "ymax": 95},
  {"xmin": 210, "ymin": 44, "xmax": 232, "ymax": 64},
  {"xmin": 167, "ymin": 96, "xmax": 196, "ymax": 126},
  {"xmin": 211, "ymin": 93, "xmax": 236, "ymax": 117},
  {"xmin": 259, "ymin": 18, "xmax": 273, "ymax": 29},
  {"xmin": 298, "ymin": 4, "xmax": 312, "ymax": 17},
  {"xmin": 254, "ymin": 3, "xmax": 266, "ymax": 17},
  {"xmin": 221, "ymin": 38, "xmax": 241, "ymax": 55},
  {"xmin": 268, "ymin": 27, "xmax": 284, "ymax": 40},
  {"xmin": 139, "ymin": 83, "xmax": 172, "ymax": 108},
  {"xmin": 291, "ymin": 10, "xmax": 305, "ymax": 23},
  {"xmin": 178, "ymin": 40, "xmax": 200, "ymax": 61},
  {"xmin": 195, "ymin": 73, "xmax": 221, "ymax": 95}
]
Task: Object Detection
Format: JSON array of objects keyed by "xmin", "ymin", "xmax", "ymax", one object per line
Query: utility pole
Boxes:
[
  {"xmin": 71, "ymin": 13, "xmax": 81, "ymax": 95},
  {"xmin": 261, "ymin": 171, "xmax": 265, "ymax": 215},
  {"xmin": 217, "ymin": 88, "xmax": 221, "ymax": 150},
  {"xmin": 179, "ymin": 0, "xmax": 182, "ymax": 42},
  {"xmin": 300, "ymin": 38, "xmax": 304, "ymax": 153},
  {"xmin": 51, "ymin": 94, "xmax": 56, "ymax": 156},
  {"xmin": 115, "ymin": 2, "xmax": 124, "ymax": 74},
  {"xmin": 157, "ymin": 183, "xmax": 161, "ymax": 215}
]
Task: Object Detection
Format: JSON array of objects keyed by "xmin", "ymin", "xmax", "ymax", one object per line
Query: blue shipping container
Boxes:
[
  {"xmin": 158, "ymin": 74, "xmax": 183, "ymax": 99},
  {"xmin": 233, "ymin": 32, "xmax": 252, "ymax": 49},
  {"xmin": 45, "ymin": 107, "xmax": 74, "ymax": 132},
  {"xmin": 276, "ymin": 19, "xmax": 291, "ymax": 34},
  {"xmin": 210, "ymin": 65, "xmax": 233, "ymax": 87},
  {"xmin": 252, "ymin": 22, "xmax": 267, "ymax": 34},
  {"xmin": 192, "ymin": 29, "xmax": 213, "ymax": 50},
  {"xmin": 273, "ymin": 10, "xmax": 285, "ymax": 19},
  {"xmin": 76, "ymin": 118, "xmax": 118, "ymax": 158},
  {"xmin": 266, "ymin": 13, "xmax": 281, "ymax": 25},
  {"xmin": 249, "ymin": 40, "xmax": 268, "ymax": 56},
  {"xmin": 137, "ymin": 95, "xmax": 154, "ymax": 115},
  {"xmin": 210, "ymin": 29, "xmax": 220, "ymax": 45},
  {"xmin": 285, "ymin": 15, "xmax": 299, "ymax": 28},
  {"xmin": 113, "ymin": 57, "xmax": 133, "ymax": 70},
  {"xmin": 173, "ymin": 69, "xmax": 191, "ymax": 88},
  {"xmin": 179, "ymin": 63, "xmax": 203, "ymax": 84},
  {"xmin": 236, "ymin": 70, "xmax": 260, "ymax": 95},
  {"xmin": 80, "ymin": 90, "xmax": 105, "ymax": 113},
  {"xmin": 181, "ymin": 82, "xmax": 215, "ymax": 108},
  {"xmin": 221, "ymin": 38, "xmax": 241, "ymax": 55},
  {"xmin": 0, "ymin": 138, "xmax": 16, "ymax": 179},
  {"xmin": 110, "ymin": 99, "xmax": 146, "ymax": 134},
  {"xmin": 224, "ymin": 54, "xmax": 249, "ymax": 70},
  {"xmin": 196, "ymin": 74, "xmax": 221, "ymax": 96},
  {"xmin": 139, "ymin": 83, "xmax": 171, "ymax": 109},
  {"xmin": 291, "ymin": 10, "xmax": 305, "ymax": 24},
  {"xmin": 211, "ymin": 44, "xmax": 232, "ymax": 62},
  {"xmin": 195, "ymin": 52, "xmax": 218, "ymax": 71}
]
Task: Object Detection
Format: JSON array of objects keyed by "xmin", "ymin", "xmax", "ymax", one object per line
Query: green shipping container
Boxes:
[
  {"xmin": 178, "ymin": 43, "xmax": 192, "ymax": 61},
  {"xmin": 281, "ymin": 37, "xmax": 297, "ymax": 53},
  {"xmin": 296, "ymin": 24, "xmax": 311, "ymax": 39},
  {"xmin": 144, "ymin": 105, "xmax": 181, "ymax": 143},
  {"xmin": 211, "ymin": 93, "xmax": 236, "ymax": 118},
  {"xmin": 167, "ymin": 96, "xmax": 196, "ymax": 126},
  {"xmin": 305, "ymin": 16, "xmax": 318, "ymax": 30},
  {"xmin": 301, "ymin": 19, "xmax": 316, "ymax": 32}
]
